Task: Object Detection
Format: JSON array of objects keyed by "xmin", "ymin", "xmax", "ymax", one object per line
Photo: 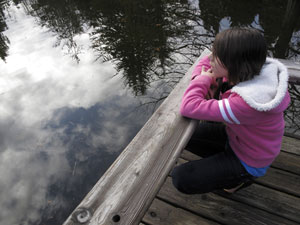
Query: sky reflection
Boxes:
[
  {"xmin": 0, "ymin": 0, "xmax": 299, "ymax": 224},
  {"xmin": 0, "ymin": 5, "xmax": 155, "ymax": 224}
]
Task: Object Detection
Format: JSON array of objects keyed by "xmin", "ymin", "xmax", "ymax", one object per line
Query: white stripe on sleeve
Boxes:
[
  {"xmin": 224, "ymin": 99, "xmax": 240, "ymax": 124},
  {"xmin": 218, "ymin": 100, "xmax": 232, "ymax": 124}
]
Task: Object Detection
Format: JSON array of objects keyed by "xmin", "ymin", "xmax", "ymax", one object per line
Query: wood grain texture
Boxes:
[
  {"xmin": 157, "ymin": 177, "xmax": 298, "ymax": 225},
  {"xmin": 282, "ymin": 136, "xmax": 300, "ymax": 155},
  {"xmin": 272, "ymin": 151, "xmax": 300, "ymax": 175},
  {"xmin": 215, "ymin": 183, "xmax": 300, "ymax": 223},
  {"xmin": 63, "ymin": 49, "xmax": 211, "ymax": 225},
  {"xmin": 255, "ymin": 167, "xmax": 300, "ymax": 197},
  {"xmin": 142, "ymin": 198, "xmax": 220, "ymax": 225},
  {"xmin": 180, "ymin": 150, "xmax": 202, "ymax": 161}
]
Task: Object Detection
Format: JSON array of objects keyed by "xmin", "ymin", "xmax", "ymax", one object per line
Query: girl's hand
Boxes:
[
  {"xmin": 202, "ymin": 66, "xmax": 227, "ymax": 79},
  {"xmin": 201, "ymin": 66, "xmax": 215, "ymax": 78}
]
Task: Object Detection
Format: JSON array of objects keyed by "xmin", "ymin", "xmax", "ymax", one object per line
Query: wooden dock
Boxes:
[
  {"xmin": 64, "ymin": 49, "xmax": 300, "ymax": 225},
  {"xmin": 141, "ymin": 135, "xmax": 300, "ymax": 225}
]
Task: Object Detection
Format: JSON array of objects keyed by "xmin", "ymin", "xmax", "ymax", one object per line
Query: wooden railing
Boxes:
[
  {"xmin": 63, "ymin": 49, "xmax": 300, "ymax": 225},
  {"xmin": 278, "ymin": 58, "xmax": 300, "ymax": 84}
]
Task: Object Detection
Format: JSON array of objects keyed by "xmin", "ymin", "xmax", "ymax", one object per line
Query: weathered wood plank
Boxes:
[
  {"xmin": 158, "ymin": 177, "xmax": 298, "ymax": 225},
  {"xmin": 256, "ymin": 167, "xmax": 300, "ymax": 197},
  {"xmin": 180, "ymin": 150, "xmax": 201, "ymax": 161},
  {"xmin": 278, "ymin": 58, "xmax": 300, "ymax": 68},
  {"xmin": 272, "ymin": 151, "xmax": 300, "ymax": 175},
  {"xmin": 278, "ymin": 58, "xmax": 300, "ymax": 83},
  {"xmin": 215, "ymin": 183, "xmax": 300, "ymax": 223},
  {"xmin": 281, "ymin": 136, "xmax": 300, "ymax": 155},
  {"xmin": 143, "ymin": 198, "xmax": 220, "ymax": 225},
  {"xmin": 63, "ymin": 48, "xmax": 211, "ymax": 225}
]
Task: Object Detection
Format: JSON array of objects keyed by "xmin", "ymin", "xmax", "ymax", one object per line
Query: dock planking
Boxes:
[
  {"xmin": 64, "ymin": 49, "xmax": 300, "ymax": 225},
  {"xmin": 281, "ymin": 135, "xmax": 300, "ymax": 155},
  {"xmin": 143, "ymin": 198, "xmax": 220, "ymax": 225},
  {"xmin": 142, "ymin": 135, "xmax": 300, "ymax": 225}
]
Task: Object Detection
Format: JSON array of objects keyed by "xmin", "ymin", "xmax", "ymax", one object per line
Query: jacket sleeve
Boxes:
[
  {"xmin": 180, "ymin": 75, "xmax": 225, "ymax": 122},
  {"xmin": 180, "ymin": 75, "xmax": 260, "ymax": 124}
]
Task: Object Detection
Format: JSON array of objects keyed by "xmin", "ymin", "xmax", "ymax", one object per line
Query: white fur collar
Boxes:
[{"xmin": 231, "ymin": 57, "xmax": 289, "ymax": 111}]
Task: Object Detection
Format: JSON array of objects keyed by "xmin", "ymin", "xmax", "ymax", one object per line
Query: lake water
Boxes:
[{"xmin": 0, "ymin": 0, "xmax": 299, "ymax": 224}]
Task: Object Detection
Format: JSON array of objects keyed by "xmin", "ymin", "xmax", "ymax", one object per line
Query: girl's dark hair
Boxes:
[{"xmin": 212, "ymin": 27, "xmax": 267, "ymax": 84}]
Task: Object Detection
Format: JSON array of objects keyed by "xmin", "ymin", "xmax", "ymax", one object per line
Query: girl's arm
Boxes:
[
  {"xmin": 180, "ymin": 73, "xmax": 268, "ymax": 125},
  {"xmin": 180, "ymin": 75, "xmax": 225, "ymax": 122},
  {"xmin": 182, "ymin": 55, "xmax": 257, "ymax": 123}
]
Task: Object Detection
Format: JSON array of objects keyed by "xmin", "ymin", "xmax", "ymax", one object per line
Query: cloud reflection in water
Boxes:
[{"xmin": 0, "ymin": 5, "xmax": 153, "ymax": 224}]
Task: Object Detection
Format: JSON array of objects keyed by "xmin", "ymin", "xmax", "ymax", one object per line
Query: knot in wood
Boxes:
[
  {"xmin": 74, "ymin": 208, "xmax": 91, "ymax": 223},
  {"xmin": 150, "ymin": 211, "xmax": 157, "ymax": 217}
]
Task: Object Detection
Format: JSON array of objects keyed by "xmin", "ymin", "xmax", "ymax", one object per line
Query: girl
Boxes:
[{"xmin": 171, "ymin": 27, "xmax": 290, "ymax": 194}]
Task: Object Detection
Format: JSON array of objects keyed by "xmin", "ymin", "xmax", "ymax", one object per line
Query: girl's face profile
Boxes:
[{"xmin": 209, "ymin": 54, "xmax": 228, "ymax": 78}]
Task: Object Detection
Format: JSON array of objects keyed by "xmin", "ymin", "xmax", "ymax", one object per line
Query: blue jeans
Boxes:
[{"xmin": 171, "ymin": 122, "xmax": 254, "ymax": 194}]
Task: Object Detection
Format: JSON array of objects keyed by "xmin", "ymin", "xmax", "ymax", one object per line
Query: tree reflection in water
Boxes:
[
  {"xmin": 0, "ymin": 0, "xmax": 299, "ymax": 224},
  {"xmin": 9, "ymin": 0, "xmax": 299, "ymax": 96},
  {"xmin": 0, "ymin": 0, "xmax": 10, "ymax": 61},
  {"xmin": 17, "ymin": 0, "xmax": 214, "ymax": 96},
  {"xmin": 89, "ymin": 0, "xmax": 195, "ymax": 95}
]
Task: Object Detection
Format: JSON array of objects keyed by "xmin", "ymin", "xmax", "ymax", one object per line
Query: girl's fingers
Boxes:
[{"xmin": 201, "ymin": 67, "xmax": 214, "ymax": 77}]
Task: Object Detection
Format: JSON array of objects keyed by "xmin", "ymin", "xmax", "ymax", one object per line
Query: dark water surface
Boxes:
[{"xmin": 0, "ymin": 0, "xmax": 299, "ymax": 224}]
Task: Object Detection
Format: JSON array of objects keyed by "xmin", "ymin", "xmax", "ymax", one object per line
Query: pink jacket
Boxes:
[{"xmin": 181, "ymin": 56, "xmax": 290, "ymax": 167}]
